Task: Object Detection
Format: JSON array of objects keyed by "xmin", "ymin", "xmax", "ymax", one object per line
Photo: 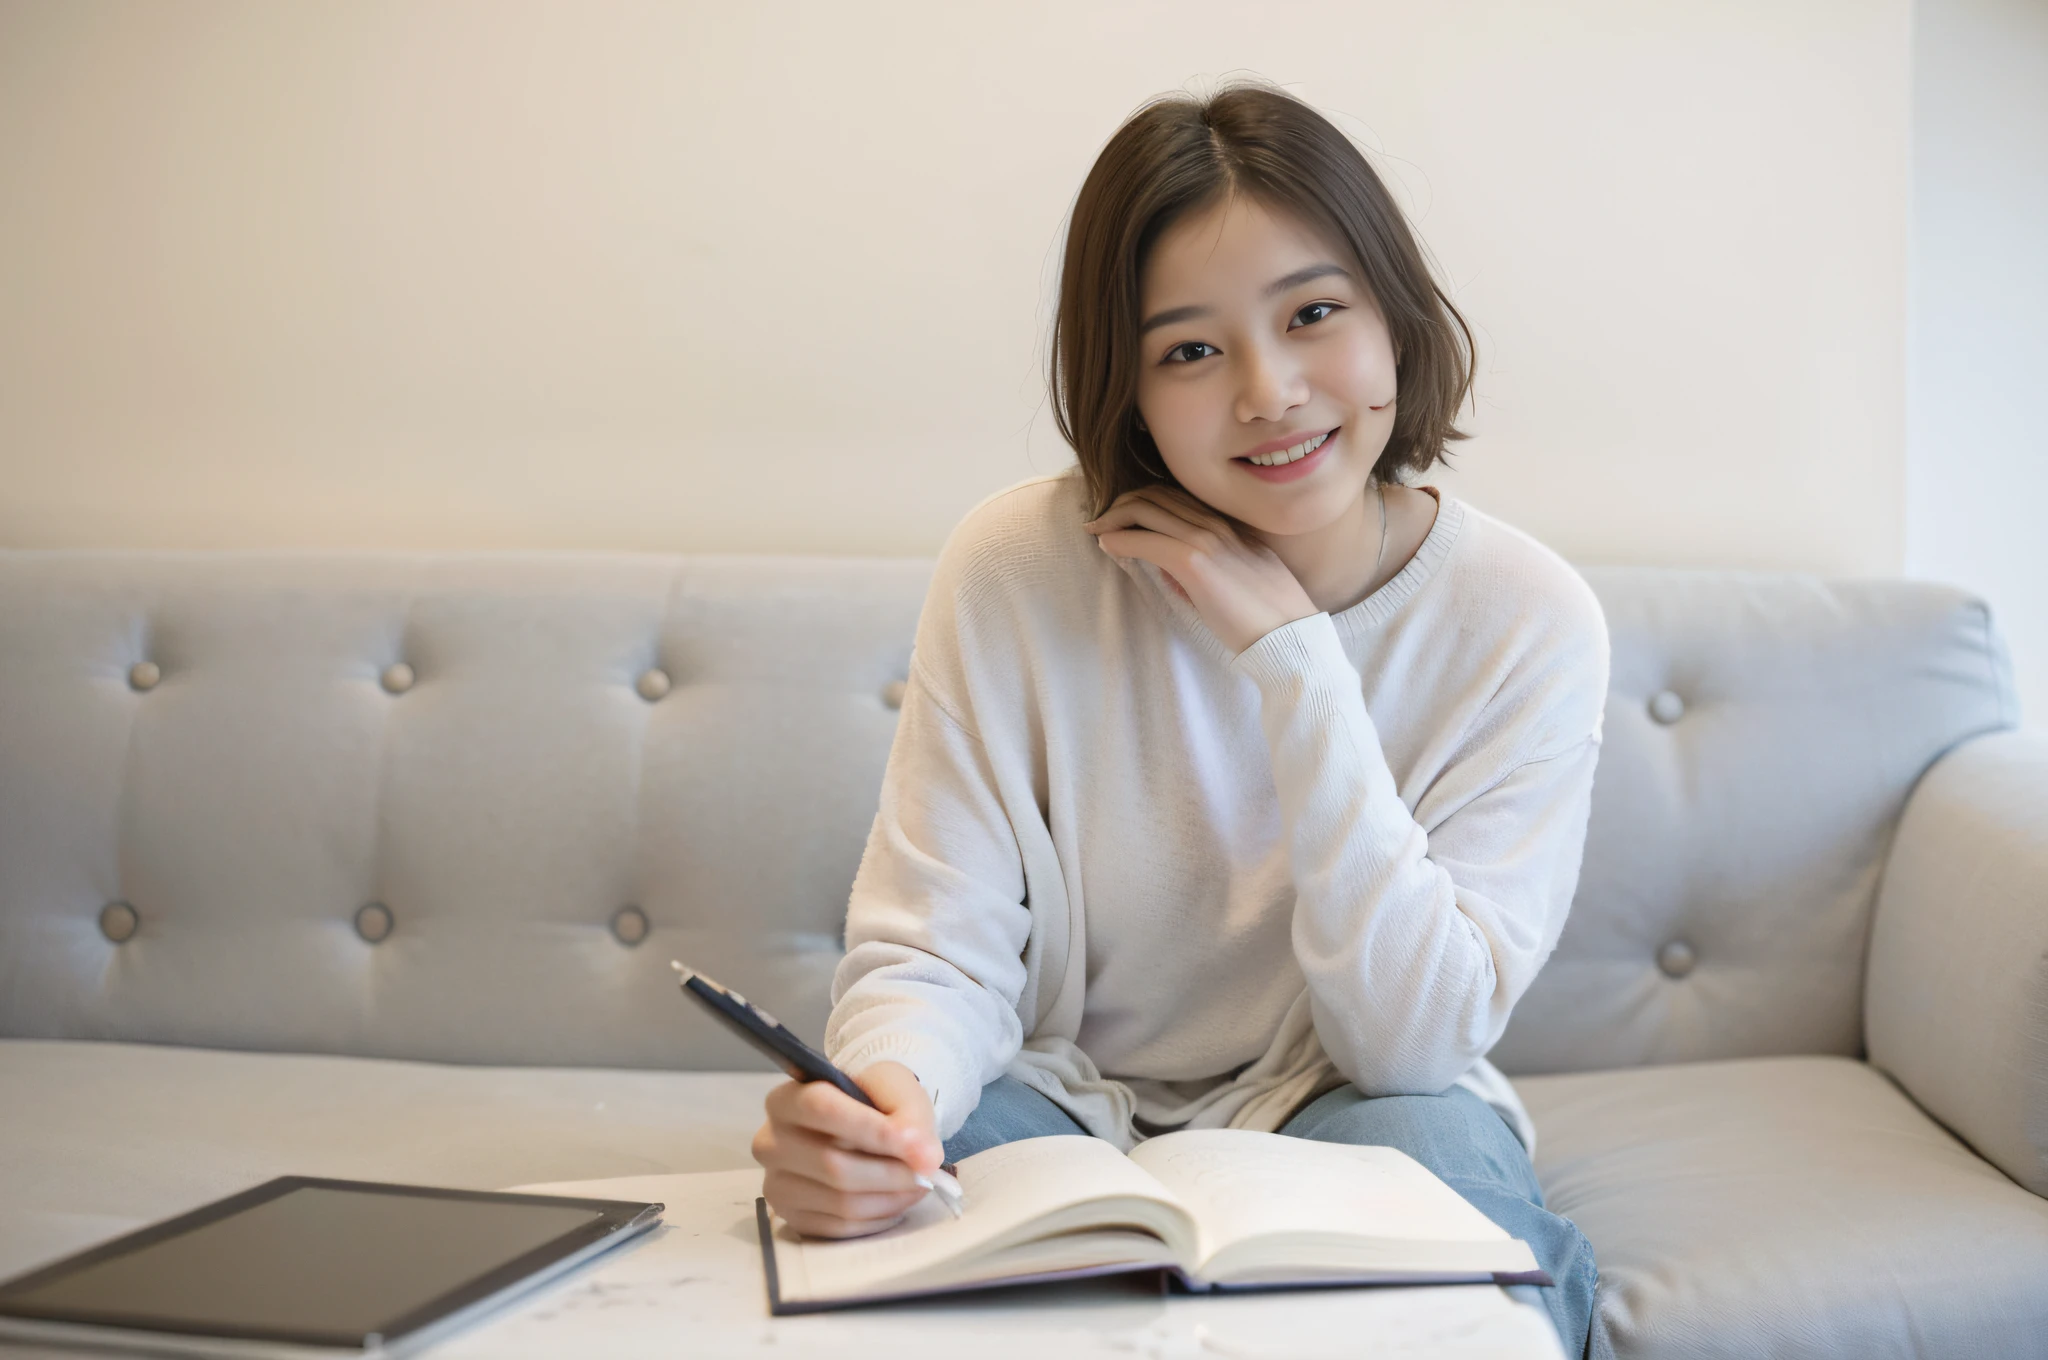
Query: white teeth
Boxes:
[{"xmin": 1248, "ymin": 431, "xmax": 1330, "ymax": 467}]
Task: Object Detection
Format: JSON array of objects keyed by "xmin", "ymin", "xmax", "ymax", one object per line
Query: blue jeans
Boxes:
[{"xmin": 945, "ymin": 1077, "xmax": 1609, "ymax": 1360}]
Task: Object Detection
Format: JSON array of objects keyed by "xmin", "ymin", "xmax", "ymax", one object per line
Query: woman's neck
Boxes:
[{"xmin": 1255, "ymin": 483, "xmax": 1437, "ymax": 617}]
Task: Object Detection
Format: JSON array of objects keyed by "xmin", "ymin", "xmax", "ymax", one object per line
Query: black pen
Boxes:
[{"xmin": 669, "ymin": 961, "xmax": 964, "ymax": 1218}]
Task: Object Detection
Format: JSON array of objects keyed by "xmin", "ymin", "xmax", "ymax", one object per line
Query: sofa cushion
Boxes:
[
  {"xmin": 1519, "ymin": 1055, "xmax": 2048, "ymax": 1359},
  {"xmin": 0, "ymin": 553, "xmax": 934, "ymax": 1070},
  {"xmin": 0, "ymin": 1038, "xmax": 779, "ymax": 1282},
  {"xmin": 1493, "ymin": 569, "xmax": 2015, "ymax": 1076}
]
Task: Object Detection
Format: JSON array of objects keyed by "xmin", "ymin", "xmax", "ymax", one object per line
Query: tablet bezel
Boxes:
[{"xmin": 0, "ymin": 1175, "xmax": 664, "ymax": 1352}]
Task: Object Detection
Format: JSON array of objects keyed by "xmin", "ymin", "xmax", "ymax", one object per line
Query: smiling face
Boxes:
[{"xmin": 1133, "ymin": 194, "xmax": 1398, "ymax": 538}]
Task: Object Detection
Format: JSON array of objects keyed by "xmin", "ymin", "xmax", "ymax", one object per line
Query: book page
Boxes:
[
  {"xmin": 1127, "ymin": 1128, "xmax": 1516, "ymax": 1275},
  {"xmin": 776, "ymin": 1134, "xmax": 1194, "ymax": 1304}
]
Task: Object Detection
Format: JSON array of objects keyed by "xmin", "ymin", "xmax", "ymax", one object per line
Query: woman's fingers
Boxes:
[
  {"xmin": 754, "ymin": 1063, "xmax": 949, "ymax": 1240},
  {"xmin": 760, "ymin": 1168, "xmax": 924, "ymax": 1238},
  {"xmin": 1092, "ymin": 528, "xmax": 1193, "ymax": 580},
  {"xmin": 1094, "ymin": 483, "xmax": 1240, "ymax": 537},
  {"xmin": 1125, "ymin": 483, "xmax": 1241, "ymax": 538},
  {"xmin": 764, "ymin": 1078, "xmax": 901, "ymax": 1158},
  {"xmin": 1087, "ymin": 487, "xmax": 1257, "ymax": 569},
  {"xmin": 1087, "ymin": 489, "xmax": 1203, "ymax": 536},
  {"xmin": 1087, "ymin": 497, "xmax": 1226, "ymax": 557},
  {"xmin": 755, "ymin": 1066, "xmax": 936, "ymax": 1178},
  {"xmin": 1092, "ymin": 498, "xmax": 1252, "ymax": 597},
  {"xmin": 755, "ymin": 1121, "xmax": 924, "ymax": 1194},
  {"xmin": 777, "ymin": 1208, "xmax": 907, "ymax": 1239},
  {"xmin": 853, "ymin": 1062, "xmax": 944, "ymax": 1175}
]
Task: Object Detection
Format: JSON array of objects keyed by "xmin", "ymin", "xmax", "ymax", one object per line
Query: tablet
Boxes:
[{"xmin": 0, "ymin": 1176, "xmax": 663, "ymax": 1358}]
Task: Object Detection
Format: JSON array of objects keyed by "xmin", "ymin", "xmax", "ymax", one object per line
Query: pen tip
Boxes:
[{"xmin": 669, "ymin": 960, "xmax": 693, "ymax": 983}]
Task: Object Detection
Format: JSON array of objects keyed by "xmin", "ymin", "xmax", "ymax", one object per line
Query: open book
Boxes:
[{"xmin": 757, "ymin": 1128, "xmax": 1548, "ymax": 1314}]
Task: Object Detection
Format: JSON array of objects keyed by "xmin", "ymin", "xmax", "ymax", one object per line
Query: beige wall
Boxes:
[
  {"xmin": 1908, "ymin": 0, "xmax": 2047, "ymax": 726},
  {"xmin": 2, "ymin": 0, "xmax": 1909, "ymax": 574}
]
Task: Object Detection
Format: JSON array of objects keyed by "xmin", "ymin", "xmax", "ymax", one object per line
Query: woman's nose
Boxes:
[{"xmin": 1233, "ymin": 341, "xmax": 1309, "ymax": 423}]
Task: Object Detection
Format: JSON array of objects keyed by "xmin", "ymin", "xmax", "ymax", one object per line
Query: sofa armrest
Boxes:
[{"xmin": 1866, "ymin": 729, "xmax": 2048, "ymax": 1197}]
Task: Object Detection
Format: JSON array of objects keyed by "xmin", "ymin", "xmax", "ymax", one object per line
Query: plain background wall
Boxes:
[
  {"xmin": 4, "ymin": 1, "xmax": 2033, "ymax": 719},
  {"xmin": 1, "ymin": 0, "xmax": 1909, "ymax": 573},
  {"xmin": 1907, "ymin": 0, "xmax": 2047, "ymax": 725}
]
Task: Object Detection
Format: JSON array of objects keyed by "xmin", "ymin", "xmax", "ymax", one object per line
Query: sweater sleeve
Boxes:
[
  {"xmin": 823, "ymin": 657, "xmax": 1035, "ymax": 1139},
  {"xmin": 1229, "ymin": 610, "xmax": 1603, "ymax": 1097}
]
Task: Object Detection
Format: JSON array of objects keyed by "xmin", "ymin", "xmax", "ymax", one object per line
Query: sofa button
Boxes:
[
  {"xmin": 636, "ymin": 668, "xmax": 672, "ymax": 702},
  {"xmin": 99, "ymin": 901, "xmax": 139, "ymax": 943},
  {"xmin": 1657, "ymin": 939, "xmax": 1697, "ymax": 979},
  {"xmin": 1648, "ymin": 689, "xmax": 1686, "ymax": 724},
  {"xmin": 355, "ymin": 902, "xmax": 394, "ymax": 944},
  {"xmin": 611, "ymin": 905, "xmax": 650, "ymax": 946},
  {"xmin": 380, "ymin": 662, "xmax": 415, "ymax": 694},
  {"xmin": 128, "ymin": 662, "xmax": 161, "ymax": 692},
  {"xmin": 881, "ymin": 679, "xmax": 906, "ymax": 709}
]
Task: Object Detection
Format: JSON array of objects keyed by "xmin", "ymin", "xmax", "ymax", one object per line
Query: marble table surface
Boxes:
[
  {"xmin": 433, "ymin": 1169, "xmax": 1567, "ymax": 1360},
  {"xmin": 0, "ymin": 1168, "xmax": 1563, "ymax": 1359}
]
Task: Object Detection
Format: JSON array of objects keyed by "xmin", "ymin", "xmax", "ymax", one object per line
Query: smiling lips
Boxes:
[{"xmin": 1236, "ymin": 427, "xmax": 1337, "ymax": 483}]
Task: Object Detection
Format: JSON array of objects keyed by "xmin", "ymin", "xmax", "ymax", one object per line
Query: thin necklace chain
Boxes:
[{"xmin": 1372, "ymin": 478, "xmax": 1388, "ymax": 584}]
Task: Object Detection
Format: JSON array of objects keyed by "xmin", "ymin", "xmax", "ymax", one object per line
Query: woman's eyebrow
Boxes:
[
  {"xmin": 1138, "ymin": 262, "xmax": 1354, "ymax": 335},
  {"xmin": 1263, "ymin": 262, "xmax": 1352, "ymax": 296}
]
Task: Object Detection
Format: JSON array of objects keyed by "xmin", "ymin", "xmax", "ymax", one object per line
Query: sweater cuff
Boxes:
[{"xmin": 1229, "ymin": 611, "xmax": 1358, "ymax": 694}]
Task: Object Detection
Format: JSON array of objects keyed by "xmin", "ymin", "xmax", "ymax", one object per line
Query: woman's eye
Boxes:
[
  {"xmin": 1291, "ymin": 301, "xmax": 1340, "ymax": 328},
  {"xmin": 1163, "ymin": 341, "xmax": 1217, "ymax": 364}
]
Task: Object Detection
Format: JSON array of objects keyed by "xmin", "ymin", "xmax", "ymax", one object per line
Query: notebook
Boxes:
[{"xmin": 757, "ymin": 1127, "xmax": 1548, "ymax": 1314}]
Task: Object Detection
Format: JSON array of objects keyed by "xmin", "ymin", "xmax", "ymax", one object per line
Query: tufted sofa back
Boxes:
[
  {"xmin": 0, "ymin": 553, "xmax": 2017, "ymax": 1076},
  {"xmin": 1490, "ymin": 566, "xmax": 2015, "ymax": 1073}
]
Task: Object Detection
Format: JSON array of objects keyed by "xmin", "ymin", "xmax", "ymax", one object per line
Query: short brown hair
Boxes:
[{"xmin": 1050, "ymin": 82, "xmax": 1477, "ymax": 518}]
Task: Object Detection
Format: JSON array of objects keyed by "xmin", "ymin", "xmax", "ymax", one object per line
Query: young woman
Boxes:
[{"xmin": 751, "ymin": 83, "xmax": 1612, "ymax": 1359}]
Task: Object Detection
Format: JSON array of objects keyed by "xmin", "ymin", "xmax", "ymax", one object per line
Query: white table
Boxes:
[{"xmin": 434, "ymin": 1170, "xmax": 1566, "ymax": 1360}]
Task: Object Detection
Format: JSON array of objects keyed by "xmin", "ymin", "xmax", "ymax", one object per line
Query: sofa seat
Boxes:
[
  {"xmin": 1517, "ymin": 1055, "xmax": 2048, "ymax": 1359},
  {"xmin": 0, "ymin": 1038, "xmax": 781, "ymax": 1281}
]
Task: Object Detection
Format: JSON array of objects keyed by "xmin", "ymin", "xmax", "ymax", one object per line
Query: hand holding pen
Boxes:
[{"xmin": 671, "ymin": 962, "xmax": 965, "ymax": 1234}]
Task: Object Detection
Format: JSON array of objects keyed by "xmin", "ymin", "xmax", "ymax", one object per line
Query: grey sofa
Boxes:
[{"xmin": 2, "ymin": 550, "xmax": 2044, "ymax": 1358}]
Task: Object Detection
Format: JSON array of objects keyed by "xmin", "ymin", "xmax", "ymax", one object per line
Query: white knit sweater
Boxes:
[{"xmin": 825, "ymin": 468, "xmax": 1609, "ymax": 1155}]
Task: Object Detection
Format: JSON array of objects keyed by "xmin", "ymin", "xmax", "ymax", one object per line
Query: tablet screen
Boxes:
[{"xmin": 0, "ymin": 1178, "xmax": 659, "ymax": 1348}]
